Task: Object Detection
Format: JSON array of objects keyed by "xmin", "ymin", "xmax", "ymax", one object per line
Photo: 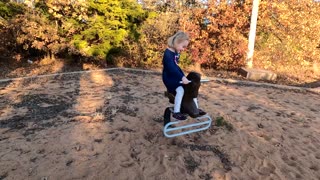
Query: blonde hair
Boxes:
[{"xmin": 167, "ymin": 31, "xmax": 189, "ymax": 48}]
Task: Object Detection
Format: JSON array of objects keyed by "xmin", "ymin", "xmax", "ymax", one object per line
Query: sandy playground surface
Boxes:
[{"xmin": 0, "ymin": 69, "xmax": 320, "ymax": 180}]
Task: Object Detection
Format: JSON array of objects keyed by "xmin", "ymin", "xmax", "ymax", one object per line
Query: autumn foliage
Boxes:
[
  {"xmin": 255, "ymin": 0, "xmax": 320, "ymax": 79},
  {"xmin": 0, "ymin": 0, "xmax": 320, "ymax": 81},
  {"xmin": 180, "ymin": 1, "xmax": 251, "ymax": 70}
]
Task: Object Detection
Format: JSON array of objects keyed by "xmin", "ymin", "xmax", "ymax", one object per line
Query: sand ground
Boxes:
[{"xmin": 0, "ymin": 69, "xmax": 319, "ymax": 180}]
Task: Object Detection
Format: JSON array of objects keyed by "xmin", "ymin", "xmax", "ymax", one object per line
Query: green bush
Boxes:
[
  {"xmin": 4, "ymin": 0, "xmax": 147, "ymax": 63},
  {"xmin": 0, "ymin": 1, "xmax": 25, "ymax": 20},
  {"xmin": 70, "ymin": 0, "xmax": 147, "ymax": 61}
]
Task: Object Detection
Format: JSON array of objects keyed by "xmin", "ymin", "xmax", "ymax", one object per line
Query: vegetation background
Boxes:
[{"xmin": 0, "ymin": 0, "xmax": 319, "ymax": 86}]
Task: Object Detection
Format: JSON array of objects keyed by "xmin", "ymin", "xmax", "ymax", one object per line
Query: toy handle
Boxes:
[
  {"xmin": 179, "ymin": 80, "xmax": 191, "ymax": 84},
  {"xmin": 179, "ymin": 79, "xmax": 210, "ymax": 84}
]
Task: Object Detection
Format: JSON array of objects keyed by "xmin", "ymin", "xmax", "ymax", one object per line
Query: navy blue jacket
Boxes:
[{"xmin": 162, "ymin": 49, "xmax": 185, "ymax": 94}]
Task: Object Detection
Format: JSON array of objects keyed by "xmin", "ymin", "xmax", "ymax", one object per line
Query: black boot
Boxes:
[{"xmin": 163, "ymin": 107, "xmax": 171, "ymax": 126}]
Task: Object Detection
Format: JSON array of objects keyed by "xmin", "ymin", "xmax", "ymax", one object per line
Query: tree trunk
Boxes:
[{"xmin": 246, "ymin": 0, "xmax": 260, "ymax": 68}]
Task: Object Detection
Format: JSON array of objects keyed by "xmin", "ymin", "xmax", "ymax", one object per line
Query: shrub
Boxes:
[
  {"xmin": 70, "ymin": 0, "xmax": 147, "ymax": 61},
  {"xmin": 4, "ymin": 0, "xmax": 147, "ymax": 63},
  {"xmin": 8, "ymin": 12, "xmax": 61, "ymax": 58},
  {"xmin": 125, "ymin": 11, "xmax": 180, "ymax": 68},
  {"xmin": 179, "ymin": 1, "xmax": 251, "ymax": 70}
]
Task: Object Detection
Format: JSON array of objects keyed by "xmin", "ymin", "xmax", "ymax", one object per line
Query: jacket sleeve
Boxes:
[{"xmin": 163, "ymin": 53, "xmax": 184, "ymax": 80}]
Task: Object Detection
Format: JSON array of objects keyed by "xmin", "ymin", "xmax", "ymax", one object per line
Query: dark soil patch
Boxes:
[
  {"xmin": 119, "ymin": 94, "xmax": 141, "ymax": 104},
  {"xmin": 118, "ymin": 127, "xmax": 135, "ymax": 132},
  {"xmin": 247, "ymin": 105, "xmax": 261, "ymax": 112},
  {"xmin": 144, "ymin": 132, "xmax": 156, "ymax": 143},
  {"xmin": 94, "ymin": 138, "xmax": 103, "ymax": 143},
  {"xmin": 61, "ymin": 111, "xmax": 82, "ymax": 119},
  {"xmin": 30, "ymin": 157, "xmax": 37, "ymax": 163},
  {"xmin": 184, "ymin": 155, "xmax": 200, "ymax": 174},
  {"xmin": 0, "ymin": 94, "xmax": 72, "ymax": 130},
  {"xmin": 0, "ymin": 116, "xmax": 27, "ymax": 129},
  {"xmin": 199, "ymin": 174, "xmax": 213, "ymax": 180},
  {"xmin": 144, "ymin": 91, "xmax": 163, "ymax": 98},
  {"xmin": 0, "ymin": 96, "xmax": 13, "ymax": 109},
  {"xmin": 0, "ymin": 81, "xmax": 12, "ymax": 89},
  {"xmin": 0, "ymin": 136, "xmax": 9, "ymax": 141},
  {"xmin": 66, "ymin": 159, "xmax": 74, "ymax": 166},
  {"xmin": 180, "ymin": 144, "xmax": 232, "ymax": 171}
]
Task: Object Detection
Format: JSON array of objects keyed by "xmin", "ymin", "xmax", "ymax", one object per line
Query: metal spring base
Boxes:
[{"xmin": 163, "ymin": 108, "xmax": 212, "ymax": 138}]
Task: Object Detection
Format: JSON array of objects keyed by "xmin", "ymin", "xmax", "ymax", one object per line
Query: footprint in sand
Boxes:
[
  {"xmin": 147, "ymin": 155, "xmax": 167, "ymax": 177},
  {"xmin": 281, "ymin": 154, "xmax": 295, "ymax": 166},
  {"xmin": 30, "ymin": 157, "xmax": 37, "ymax": 163},
  {"xmin": 120, "ymin": 158, "xmax": 134, "ymax": 168},
  {"xmin": 130, "ymin": 146, "xmax": 142, "ymax": 162},
  {"xmin": 309, "ymin": 164, "xmax": 319, "ymax": 171},
  {"xmin": 66, "ymin": 159, "xmax": 74, "ymax": 166},
  {"xmin": 285, "ymin": 155, "xmax": 299, "ymax": 167},
  {"xmin": 258, "ymin": 159, "xmax": 276, "ymax": 176}
]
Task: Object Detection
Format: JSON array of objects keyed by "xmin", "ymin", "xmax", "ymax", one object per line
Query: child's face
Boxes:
[{"xmin": 175, "ymin": 40, "xmax": 189, "ymax": 53}]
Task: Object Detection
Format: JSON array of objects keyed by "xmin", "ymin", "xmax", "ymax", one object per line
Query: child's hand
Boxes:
[{"xmin": 181, "ymin": 76, "xmax": 191, "ymax": 84}]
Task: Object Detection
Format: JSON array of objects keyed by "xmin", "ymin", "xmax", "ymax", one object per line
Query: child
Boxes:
[{"xmin": 162, "ymin": 31, "xmax": 206, "ymax": 120}]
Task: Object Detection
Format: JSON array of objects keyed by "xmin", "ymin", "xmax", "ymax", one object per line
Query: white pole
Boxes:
[{"xmin": 246, "ymin": 0, "xmax": 260, "ymax": 68}]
